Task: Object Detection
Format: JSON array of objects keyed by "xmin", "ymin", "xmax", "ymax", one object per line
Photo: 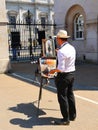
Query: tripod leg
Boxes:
[{"xmin": 37, "ymin": 76, "xmax": 43, "ymax": 116}]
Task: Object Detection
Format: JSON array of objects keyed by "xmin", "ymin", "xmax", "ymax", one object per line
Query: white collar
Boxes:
[{"xmin": 60, "ymin": 42, "xmax": 68, "ymax": 49}]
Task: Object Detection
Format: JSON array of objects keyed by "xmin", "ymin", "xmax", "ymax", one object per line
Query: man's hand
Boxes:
[{"xmin": 49, "ymin": 69, "xmax": 61, "ymax": 74}]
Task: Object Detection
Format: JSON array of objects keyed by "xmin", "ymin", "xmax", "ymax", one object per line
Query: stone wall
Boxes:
[
  {"xmin": 0, "ymin": 0, "xmax": 11, "ymax": 73},
  {"xmin": 54, "ymin": 0, "xmax": 98, "ymax": 63}
]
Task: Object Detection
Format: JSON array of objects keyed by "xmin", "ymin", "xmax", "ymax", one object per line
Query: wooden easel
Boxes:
[
  {"xmin": 36, "ymin": 37, "xmax": 57, "ymax": 116},
  {"xmin": 36, "ymin": 57, "xmax": 56, "ymax": 116},
  {"xmin": 37, "ymin": 76, "xmax": 49, "ymax": 116}
]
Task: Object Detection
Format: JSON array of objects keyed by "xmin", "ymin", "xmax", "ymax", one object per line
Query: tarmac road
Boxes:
[{"xmin": 0, "ymin": 62, "xmax": 98, "ymax": 130}]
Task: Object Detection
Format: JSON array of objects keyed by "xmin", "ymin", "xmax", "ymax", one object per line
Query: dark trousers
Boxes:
[{"xmin": 55, "ymin": 72, "xmax": 76, "ymax": 121}]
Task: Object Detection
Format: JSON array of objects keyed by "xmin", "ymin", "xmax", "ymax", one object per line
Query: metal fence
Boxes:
[
  {"xmin": 7, "ymin": 14, "xmax": 56, "ymax": 62},
  {"xmin": 8, "ymin": 22, "xmax": 44, "ymax": 62},
  {"xmin": 8, "ymin": 24, "xmax": 56, "ymax": 62}
]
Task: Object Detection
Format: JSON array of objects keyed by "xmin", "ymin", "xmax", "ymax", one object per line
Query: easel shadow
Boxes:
[{"xmin": 8, "ymin": 102, "xmax": 58, "ymax": 128}]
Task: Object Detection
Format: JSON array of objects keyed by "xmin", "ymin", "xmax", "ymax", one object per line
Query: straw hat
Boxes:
[{"xmin": 57, "ymin": 30, "xmax": 70, "ymax": 38}]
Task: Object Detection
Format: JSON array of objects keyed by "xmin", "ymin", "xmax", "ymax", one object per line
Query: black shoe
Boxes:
[
  {"xmin": 54, "ymin": 119, "xmax": 70, "ymax": 125},
  {"xmin": 70, "ymin": 117, "xmax": 76, "ymax": 121}
]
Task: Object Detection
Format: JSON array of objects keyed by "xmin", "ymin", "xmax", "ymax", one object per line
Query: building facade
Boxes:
[
  {"xmin": 5, "ymin": 0, "xmax": 55, "ymax": 61},
  {"xmin": 6, "ymin": 0, "xmax": 54, "ymax": 40},
  {"xmin": 0, "ymin": 0, "xmax": 11, "ymax": 73},
  {"xmin": 54, "ymin": 0, "xmax": 98, "ymax": 63}
]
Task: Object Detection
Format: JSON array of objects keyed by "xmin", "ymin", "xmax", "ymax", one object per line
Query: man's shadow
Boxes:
[{"xmin": 8, "ymin": 101, "xmax": 59, "ymax": 128}]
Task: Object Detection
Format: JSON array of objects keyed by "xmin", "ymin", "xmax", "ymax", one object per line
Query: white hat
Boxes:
[{"xmin": 57, "ymin": 30, "xmax": 70, "ymax": 38}]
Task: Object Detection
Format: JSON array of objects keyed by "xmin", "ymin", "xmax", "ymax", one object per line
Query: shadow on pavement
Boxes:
[
  {"xmin": 74, "ymin": 84, "xmax": 98, "ymax": 91},
  {"xmin": 9, "ymin": 62, "xmax": 98, "ymax": 91},
  {"xmin": 8, "ymin": 102, "xmax": 58, "ymax": 128}
]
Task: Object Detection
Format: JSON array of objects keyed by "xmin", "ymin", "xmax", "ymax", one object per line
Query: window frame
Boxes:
[
  {"xmin": 74, "ymin": 14, "xmax": 84, "ymax": 40},
  {"xmin": 41, "ymin": 16, "xmax": 46, "ymax": 28}
]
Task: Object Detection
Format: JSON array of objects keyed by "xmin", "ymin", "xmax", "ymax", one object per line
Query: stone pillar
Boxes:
[{"xmin": 0, "ymin": 0, "xmax": 11, "ymax": 73}]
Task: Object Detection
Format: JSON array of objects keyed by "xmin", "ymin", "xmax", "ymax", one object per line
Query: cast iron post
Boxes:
[{"xmin": 28, "ymin": 10, "xmax": 32, "ymax": 59}]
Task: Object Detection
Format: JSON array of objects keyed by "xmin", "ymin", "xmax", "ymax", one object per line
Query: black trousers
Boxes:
[{"xmin": 55, "ymin": 72, "xmax": 76, "ymax": 121}]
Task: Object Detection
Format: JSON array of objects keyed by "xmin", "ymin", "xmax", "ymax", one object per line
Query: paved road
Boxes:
[{"xmin": 0, "ymin": 62, "xmax": 98, "ymax": 130}]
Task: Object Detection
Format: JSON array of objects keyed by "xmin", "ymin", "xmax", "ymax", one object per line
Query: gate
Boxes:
[
  {"xmin": 8, "ymin": 23, "xmax": 42, "ymax": 62},
  {"xmin": 8, "ymin": 13, "xmax": 56, "ymax": 62}
]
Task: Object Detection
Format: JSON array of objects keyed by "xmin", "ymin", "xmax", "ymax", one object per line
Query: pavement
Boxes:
[{"xmin": 0, "ymin": 61, "xmax": 98, "ymax": 130}]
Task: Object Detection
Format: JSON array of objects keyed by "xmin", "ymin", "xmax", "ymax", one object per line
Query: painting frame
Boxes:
[{"xmin": 42, "ymin": 38, "xmax": 56, "ymax": 58}]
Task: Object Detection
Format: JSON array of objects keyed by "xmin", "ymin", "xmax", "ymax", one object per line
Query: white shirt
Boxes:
[{"xmin": 57, "ymin": 42, "xmax": 76, "ymax": 72}]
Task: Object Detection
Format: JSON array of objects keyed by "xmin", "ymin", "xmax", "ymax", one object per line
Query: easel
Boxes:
[
  {"xmin": 36, "ymin": 57, "xmax": 56, "ymax": 116},
  {"xmin": 37, "ymin": 75, "xmax": 49, "ymax": 116},
  {"xmin": 34, "ymin": 37, "xmax": 57, "ymax": 116}
]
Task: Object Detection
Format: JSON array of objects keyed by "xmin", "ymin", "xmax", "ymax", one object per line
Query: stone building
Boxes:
[
  {"xmin": 6, "ymin": 0, "xmax": 55, "ymax": 40},
  {"xmin": 5, "ymin": 0, "xmax": 55, "ymax": 62},
  {"xmin": 54, "ymin": 0, "xmax": 98, "ymax": 63},
  {"xmin": 0, "ymin": 0, "xmax": 11, "ymax": 73}
]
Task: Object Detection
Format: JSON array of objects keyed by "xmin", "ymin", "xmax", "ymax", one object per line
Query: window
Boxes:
[
  {"xmin": 25, "ymin": 15, "xmax": 33, "ymax": 24},
  {"xmin": 9, "ymin": 16, "xmax": 16, "ymax": 24},
  {"xmin": 41, "ymin": 17, "xmax": 46, "ymax": 28},
  {"xmin": 74, "ymin": 14, "xmax": 84, "ymax": 40},
  {"xmin": 24, "ymin": 10, "xmax": 33, "ymax": 25},
  {"xmin": 26, "ymin": 16, "xmax": 30, "ymax": 24},
  {"xmin": 9, "ymin": 16, "xmax": 16, "ymax": 28}
]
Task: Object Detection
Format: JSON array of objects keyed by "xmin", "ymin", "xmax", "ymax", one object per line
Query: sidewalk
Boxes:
[
  {"xmin": 0, "ymin": 74, "xmax": 58, "ymax": 130},
  {"xmin": 0, "ymin": 62, "xmax": 98, "ymax": 130}
]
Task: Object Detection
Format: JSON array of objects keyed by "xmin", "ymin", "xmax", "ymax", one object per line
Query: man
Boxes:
[{"xmin": 54, "ymin": 30, "xmax": 76, "ymax": 125}]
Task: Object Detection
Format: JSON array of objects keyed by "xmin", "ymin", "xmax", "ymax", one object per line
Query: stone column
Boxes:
[{"xmin": 0, "ymin": 0, "xmax": 11, "ymax": 73}]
